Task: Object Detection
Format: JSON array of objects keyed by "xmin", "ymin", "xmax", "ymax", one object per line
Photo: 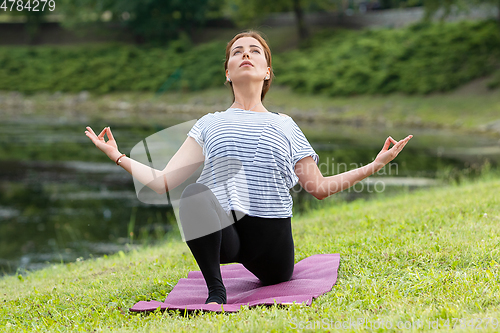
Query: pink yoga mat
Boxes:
[{"xmin": 130, "ymin": 253, "xmax": 340, "ymax": 313}]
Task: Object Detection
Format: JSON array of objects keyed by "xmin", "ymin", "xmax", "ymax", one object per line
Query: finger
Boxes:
[
  {"xmin": 395, "ymin": 137, "xmax": 412, "ymax": 152},
  {"xmin": 84, "ymin": 131, "xmax": 99, "ymax": 145},
  {"xmin": 389, "ymin": 143, "xmax": 405, "ymax": 156},
  {"xmin": 398, "ymin": 135, "xmax": 412, "ymax": 148},
  {"xmin": 395, "ymin": 140, "xmax": 407, "ymax": 152},
  {"xmin": 388, "ymin": 136, "xmax": 412, "ymax": 156},
  {"xmin": 86, "ymin": 126, "xmax": 97, "ymax": 137},
  {"xmin": 396, "ymin": 135, "xmax": 412, "ymax": 146},
  {"xmin": 106, "ymin": 127, "xmax": 114, "ymax": 141},
  {"xmin": 389, "ymin": 136, "xmax": 397, "ymax": 145},
  {"xmin": 391, "ymin": 140, "xmax": 404, "ymax": 150},
  {"xmin": 395, "ymin": 135, "xmax": 412, "ymax": 143},
  {"xmin": 402, "ymin": 135, "xmax": 413, "ymax": 142},
  {"xmin": 85, "ymin": 130, "xmax": 98, "ymax": 143},
  {"xmin": 97, "ymin": 128, "xmax": 107, "ymax": 140},
  {"xmin": 382, "ymin": 137, "xmax": 392, "ymax": 151},
  {"xmin": 396, "ymin": 142, "xmax": 406, "ymax": 153}
]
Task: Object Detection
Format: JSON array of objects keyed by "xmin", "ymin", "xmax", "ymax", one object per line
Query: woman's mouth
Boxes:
[{"xmin": 240, "ymin": 61, "xmax": 254, "ymax": 67}]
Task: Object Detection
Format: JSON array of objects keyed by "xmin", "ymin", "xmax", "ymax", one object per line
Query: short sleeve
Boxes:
[
  {"xmin": 289, "ymin": 119, "xmax": 319, "ymax": 167},
  {"xmin": 187, "ymin": 114, "xmax": 210, "ymax": 153}
]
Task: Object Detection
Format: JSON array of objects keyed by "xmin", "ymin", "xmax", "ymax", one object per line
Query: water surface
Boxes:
[{"xmin": 0, "ymin": 115, "xmax": 498, "ymax": 275}]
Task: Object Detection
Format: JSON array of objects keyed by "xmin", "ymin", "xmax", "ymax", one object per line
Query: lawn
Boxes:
[{"xmin": 1, "ymin": 175, "xmax": 499, "ymax": 332}]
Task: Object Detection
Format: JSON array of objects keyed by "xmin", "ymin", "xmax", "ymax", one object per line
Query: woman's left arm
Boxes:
[{"xmin": 295, "ymin": 135, "xmax": 413, "ymax": 200}]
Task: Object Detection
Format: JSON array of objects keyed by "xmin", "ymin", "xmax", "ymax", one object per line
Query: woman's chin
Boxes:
[{"xmin": 231, "ymin": 76, "xmax": 265, "ymax": 85}]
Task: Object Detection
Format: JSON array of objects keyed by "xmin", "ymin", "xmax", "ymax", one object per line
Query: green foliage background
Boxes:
[
  {"xmin": 274, "ymin": 19, "xmax": 500, "ymax": 95},
  {"xmin": 0, "ymin": 20, "xmax": 499, "ymax": 95},
  {"xmin": 0, "ymin": 39, "xmax": 227, "ymax": 95},
  {"xmin": 55, "ymin": 0, "xmax": 223, "ymax": 44}
]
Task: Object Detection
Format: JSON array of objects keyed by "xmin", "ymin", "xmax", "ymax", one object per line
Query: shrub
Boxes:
[
  {"xmin": 1, "ymin": 20, "xmax": 499, "ymax": 96},
  {"xmin": 0, "ymin": 41, "xmax": 227, "ymax": 95},
  {"xmin": 273, "ymin": 20, "xmax": 500, "ymax": 96}
]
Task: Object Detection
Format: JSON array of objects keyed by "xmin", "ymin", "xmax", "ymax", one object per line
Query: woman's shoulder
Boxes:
[
  {"xmin": 198, "ymin": 110, "xmax": 225, "ymax": 120},
  {"xmin": 273, "ymin": 112, "xmax": 290, "ymax": 118},
  {"xmin": 273, "ymin": 113, "xmax": 298, "ymax": 126}
]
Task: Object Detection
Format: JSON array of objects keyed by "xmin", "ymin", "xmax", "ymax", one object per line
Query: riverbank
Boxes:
[
  {"xmin": 1, "ymin": 176, "xmax": 499, "ymax": 332},
  {"xmin": 1, "ymin": 77, "xmax": 500, "ymax": 136}
]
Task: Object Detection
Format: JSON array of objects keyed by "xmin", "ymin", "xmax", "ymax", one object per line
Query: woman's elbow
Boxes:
[
  {"xmin": 314, "ymin": 191, "xmax": 326, "ymax": 201},
  {"xmin": 155, "ymin": 188, "xmax": 166, "ymax": 195},
  {"xmin": 151, "ymin": 177, "xmax": 168, "ymax": 195},
  {"xmin": 303, "ymin": 179, "xmax": 326, "ymax": 200},
  {"xmin": 155, "ymin": 182, "xmax": 170, "ymax": 195}
]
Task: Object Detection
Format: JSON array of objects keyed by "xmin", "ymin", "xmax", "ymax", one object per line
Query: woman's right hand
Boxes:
[
  {"xmin": 85, "ymin": 126, "xmax": 121, "ymax": 161},
  {"xmin": 373, "ymin": 135, "xmax": 413, "ymax": 171}
]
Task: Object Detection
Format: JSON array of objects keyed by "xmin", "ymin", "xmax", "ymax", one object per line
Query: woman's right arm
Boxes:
[
  {"xmin": 295, "ymin": 135, "xmax": 412, "ymax": 200},
  {"xmin": 86, "ymin": 126, "xmax": 204, "ymax": 195}
]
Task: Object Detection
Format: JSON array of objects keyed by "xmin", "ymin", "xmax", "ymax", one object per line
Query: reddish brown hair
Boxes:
[{"xmin": 224, "ymin": 30, "xmax": 275, "ymax": 102}]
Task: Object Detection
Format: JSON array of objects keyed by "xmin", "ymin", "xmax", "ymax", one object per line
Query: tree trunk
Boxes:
[
  {"xmin": 292, "ymin": 0, "xmax": 309, "ymax": 41},
  {"xmin": 26, "ymin": 14, "xmax": 42, "ymax": 45},
  {"xmin": 134, "ymin": 33, "xmax": 146, "ymax": 44}
]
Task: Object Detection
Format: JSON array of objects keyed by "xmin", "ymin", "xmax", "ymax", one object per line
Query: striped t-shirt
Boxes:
[{"xmin": 187, "ymin": 107, "xmax": 319, "ymax": 218}]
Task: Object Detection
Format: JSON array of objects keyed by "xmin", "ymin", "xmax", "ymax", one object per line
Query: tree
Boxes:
[
  {"xmin": 57, "ymin": 0, "xmax": 224, "ymax": 45},
  {"xmin": 225, "ymin": 0, "xmax": 337, "ymax": 41},
  {"xmin": 3, "ymin": 2, "xmax": 52, "ymax": 44},
  {"xmin": 422, "ymin": 0, "xmax": 500, "ymax": 26}
]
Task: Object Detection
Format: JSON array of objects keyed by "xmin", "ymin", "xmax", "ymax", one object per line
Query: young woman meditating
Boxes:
[{"xmin": 85, "ymin": 31, "xmax": 412, "ymax": 305}]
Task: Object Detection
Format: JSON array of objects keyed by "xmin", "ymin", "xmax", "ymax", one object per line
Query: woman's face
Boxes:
[{"xmin": 226, "ymin": 37, "xmax": 270, "ymax": 85}]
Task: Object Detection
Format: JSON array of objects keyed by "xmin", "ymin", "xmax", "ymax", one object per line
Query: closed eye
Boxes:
[{"xmin": 233, "ymin": 49, "xmax": 261, "ymax": 55}]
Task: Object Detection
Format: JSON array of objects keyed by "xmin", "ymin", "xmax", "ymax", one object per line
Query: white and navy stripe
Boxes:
[{"xmin": 187, "ymin": 108, "xmax": 319, "ymax": 218}]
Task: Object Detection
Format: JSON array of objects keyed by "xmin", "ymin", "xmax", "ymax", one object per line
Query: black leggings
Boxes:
[{"xmin": 178, "ymin": 183, "xmax": 295, "ymax": 304}]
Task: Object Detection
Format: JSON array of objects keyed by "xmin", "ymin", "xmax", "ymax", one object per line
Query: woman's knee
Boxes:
[
  {"xmin": 245, "ymin": 258, "xmax": 294, "ymax": 286},
  {"xmin": 260, "ymin": 267, "xmax": 293, "ymax": 286},
  {"xmin": 178, "ymin": 183, "xmax": 226, "ymax": 241},
  {"xmin": 180, "ymin": 183, "xmax": 211, "ymax": 200},
  {"xmin": 179, "ymin": 183, "xmax": 212, "ymax": 212}
]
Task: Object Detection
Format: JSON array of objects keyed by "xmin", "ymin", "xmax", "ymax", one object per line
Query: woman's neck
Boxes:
[{"xmin": 230, "ymin": 82, "xmax": 267, "ymax": 112}]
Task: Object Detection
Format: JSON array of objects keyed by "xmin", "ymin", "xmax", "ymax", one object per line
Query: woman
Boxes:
[{"xmin": 85, "ymin": 31, "xmax": 412, "ymax": 305}]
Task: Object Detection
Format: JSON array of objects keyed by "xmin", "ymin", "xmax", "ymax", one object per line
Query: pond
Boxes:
[{"xmin": 0, "ymin": 115, "xmax": 499, "ymax": 275}]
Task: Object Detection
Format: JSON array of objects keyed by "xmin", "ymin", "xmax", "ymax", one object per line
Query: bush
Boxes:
[
  {"xmin": 273, "ymin": 20, "xmax": 500, "ymax": 96},
  {"xmin": 0, "ymin": 40, "xmax": 227, "ymax": 95},
  {"xmin": 487, "ymin": 68, "xmax": 500, "ymax": 89},
  {"xmin": 1, "ymin": 20, "xmax": 499, "ymax": 96}
]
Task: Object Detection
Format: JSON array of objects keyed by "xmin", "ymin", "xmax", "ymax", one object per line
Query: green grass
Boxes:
[{"xmin": 1, "ymin": 176, "xmax": 499, "ymax": 332}]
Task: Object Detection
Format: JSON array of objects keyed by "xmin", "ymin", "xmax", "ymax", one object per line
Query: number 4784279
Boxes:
[{"xmin": 1, "ymin": 0, "xmax": 56, "ymax": 12}]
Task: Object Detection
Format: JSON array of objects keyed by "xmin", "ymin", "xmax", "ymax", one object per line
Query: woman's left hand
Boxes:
[
  {"xmin": 85, "ymin": 126, "xmax": 120, "ymax": 161},
  {"xmin": 373, "ymin": 135, "xmax": 413, "ymax": 171}
]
